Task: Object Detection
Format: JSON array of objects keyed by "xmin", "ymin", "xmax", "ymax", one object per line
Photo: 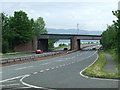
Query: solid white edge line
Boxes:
[
  {"xmin": 79, "ymin": 51, "xmax": 119, "ymax": 82},
  {"xmin": 20, "ymin": 74, "xmax": 53, "ymax": 90}
]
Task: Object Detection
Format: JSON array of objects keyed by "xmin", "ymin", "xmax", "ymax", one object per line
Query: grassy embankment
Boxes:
[{"xmin": 83, "ymin": 51, "xmax": 119, "ymax": 79}]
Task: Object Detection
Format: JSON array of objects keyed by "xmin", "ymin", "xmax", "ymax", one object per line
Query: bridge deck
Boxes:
[{"xmin": 39, "ymin": 34, "xmax": 102, "ymax": 40}]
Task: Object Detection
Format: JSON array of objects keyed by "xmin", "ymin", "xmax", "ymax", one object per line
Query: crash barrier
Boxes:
[{"xmin": 0, "ymin": 51, "xmax": 66, "ymax": 64}]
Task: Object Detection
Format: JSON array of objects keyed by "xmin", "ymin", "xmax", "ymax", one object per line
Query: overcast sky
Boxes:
[{"xmin": 1, "ymin": 0, "xmax": 119, "ymax": 31}]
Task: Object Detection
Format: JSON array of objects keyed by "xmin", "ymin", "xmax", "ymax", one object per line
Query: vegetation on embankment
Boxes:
[
  {"xmin": 100, "ymin": 10, "xmax": 120, "ymax": 72},
  {"xmin": 82, "ymin": 51, "xmax": 119, "ymax": 79}
]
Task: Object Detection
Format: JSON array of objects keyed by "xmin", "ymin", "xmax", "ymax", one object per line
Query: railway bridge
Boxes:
[{"xmin": 38, "ymin": 34, "xmax": 102, "ymax": 51}]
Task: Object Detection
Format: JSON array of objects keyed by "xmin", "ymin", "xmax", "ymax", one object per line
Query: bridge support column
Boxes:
[
  {"xmin": 77, "ymin": 39, "xmax": 81, "ymax": 50},
  {"xmin": 71, "ymin": 37, "xmax": 81, "ymax": 50},
  {"xmin": 38, "ymin": 39, "xmax": 48, "ymax": 52}
]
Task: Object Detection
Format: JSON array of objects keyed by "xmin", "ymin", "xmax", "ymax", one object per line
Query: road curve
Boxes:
[{"xmin": 20, "ymin": 51, "xmax": 118, "ymax": 89}]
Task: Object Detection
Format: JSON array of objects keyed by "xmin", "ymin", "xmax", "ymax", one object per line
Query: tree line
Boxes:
[
  {"xmin": 1, "ymin": 10, "xmax": 56, "ymax": 53},
  {"xmin": 101, "ymin": 10, "xmax": 120, "ymax": 62}
]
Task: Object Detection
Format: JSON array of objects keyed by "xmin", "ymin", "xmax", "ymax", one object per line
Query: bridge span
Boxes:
[{"xmin": 38, "ymin": 34, "xmax": 102, "ymax": 51}]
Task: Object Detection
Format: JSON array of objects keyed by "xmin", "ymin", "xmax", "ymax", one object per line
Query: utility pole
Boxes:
[{"xmin": 77, "ymin": 23, "xmax": 79, "ymax": 34}]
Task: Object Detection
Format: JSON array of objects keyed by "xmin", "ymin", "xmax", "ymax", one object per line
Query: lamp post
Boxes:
[
  {"xmin": 118, "ymin": 1, "xmax": 120, "ymax": 10},
  {"xmin": 77, "ymin": 23, "xmax": 79, "ymax": 34}
]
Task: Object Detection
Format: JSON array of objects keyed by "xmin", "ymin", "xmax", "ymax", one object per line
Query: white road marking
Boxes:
[
  {"xmin": 59, "ymin": 65, "xmax": 63, "ymax": 67},
  {"xmin": 0, "ymin": 75, "xmax": 25, "ymax": 83},
  {"xmin": 46, "ymin": 69, "xmax": 50, "ymax": 71},
  {"xmin": 33, "ymin": 72, "xmax": 38, "ymax": 74},
  {"xmin": 62, "ymin": 64, "xmax": 65, "ymax": 66},
  {"xmin": 55, "ymin": 60, "xmax": 63, "ymax": 62},
  {"xmin": 72, "ymin": 62, "xmax": 74, "ymax": 63},
  {"xmin": 0, "ymin": 72, "xmax": 2, "ymax": 73},
  {"xmin": 66, "ymin": 63, "xmax": 69, "ymax": 65},
  {"xmin": 55, "ymin": 66, "xmax": 59, "ymax": 68},
  {"xmin": 51, "ymin": 67, "xmax": 55, "ymax": 70},
  {"xmin": 5, "ymin": 80, "xmax": 17, "ymax": 82},
  {"xmin": 6, "ymin": 83, "xmax": 20, "ymax": 86},
  {"xmin": 0, "ymin": 85, "xmax": 5, "ymax": 87},
  {"xmin": 41, "ymin": 63, "xmax": 49, "ymax": 65},
  {"xmin": 40, "ymin": 70, "xmax": 45, "ymax": 73},
  {"xmin": 15, "ymin": 66, "xmax": 33, "ymax": 70},
  {"xmin": 18, "ymin": 87, "xmax": 31, "ymax": 89},
  {"xmin": 20, "ymin": 75, "xmax": 52, "ymax": 89}
]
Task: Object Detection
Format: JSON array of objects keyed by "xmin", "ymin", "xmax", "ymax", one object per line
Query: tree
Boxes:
[
  {"xmin": 101, "ymin": 25, "xmax": 117, "ymax": 50},
  {"xmin": 34, "ymin": 17, "xmax": 47, "ymax": 37},
  {"xmin": 9, "ymin": 10, "xmax": 34, "ymax": 47},
  {"xmin": 48, "ymin": 39, "xmax": 58, "ymax": 49},
  {"xmin": 112, "ymin": 10, "xmax": 120, "ymax": 61},
  {"xmin": 1, "ymin": 13, "xmax": 12, "ymax": 52},
  {"xmin": 101, "ymin": 10, "xmax": 120, "ymax": 63}
]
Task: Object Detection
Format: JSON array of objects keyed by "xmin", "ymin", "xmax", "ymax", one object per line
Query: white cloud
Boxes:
[{"xmin": 1, "ymin": 2, "xmax": 118, "ymax": 31}]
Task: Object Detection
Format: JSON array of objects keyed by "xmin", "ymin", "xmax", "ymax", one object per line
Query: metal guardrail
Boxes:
[
  {"xmin": 0, "ymin": 51, "xmax": 65, "ymax": 64},
  {"xmin": 0, "ymin": 44, "xmax": 100, "ymax": 64}
]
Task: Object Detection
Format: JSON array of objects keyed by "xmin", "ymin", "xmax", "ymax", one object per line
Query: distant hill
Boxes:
[{"xmin": 47, "ymin": 28, "xmax": 102, "ymax": 35}]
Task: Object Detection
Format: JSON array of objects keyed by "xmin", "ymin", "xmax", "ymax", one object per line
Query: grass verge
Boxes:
[{"xmin": 82, "ymin": 51, "xmax": 119, "ymax": 79}]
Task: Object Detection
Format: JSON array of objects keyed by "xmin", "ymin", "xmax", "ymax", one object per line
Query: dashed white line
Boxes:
[
  {"xmin": 0, "ymin": 85, "xmax": 5, "ymax": 87},
  {"xmin": 72, "ymin": 62, "xmax": 74, "ymax": 63},
  {"xmin": 46, "ymin": 69, "xmax": 50, "ymax": 71},
  {"xmin": 15, "ymin": 66, "xmax": 33, "ymax": 70},
  {"xmin": 59, "ymin": 65, "xmax": 62, "ymax": 67},
  {"xmin": 55, "ymin": 66, "xmax": 59, "ymax": 68},
  {"xmin": 40, "ymin": 70, "xmax": 45, "ymax": 73},
  {"xmin": 51, "ymin": 67, "xmax": 55, "ymax": 70},
  {"xmin": 56, "ymin": 60, "xmax": 63, "ymax": 62},
  {"xmin": 62, "ymin": 64, "xmax": 66, "ymax": 66},
  {"xmin": 33, "ymin": 72, "xmax": 38, "ymax": 74},
  {"xmin": 66, "ymin": 63, "xmax": 69, "ymax": 65},
  {"xmin": 41, "ymin": 63, "xmax": 49, "ymax": 65}
]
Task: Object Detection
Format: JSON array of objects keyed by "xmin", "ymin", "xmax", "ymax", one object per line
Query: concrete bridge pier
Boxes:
[
  {"xmin": 71, "ymin": 37, "xmax": 81, "ymax": 50},
  {"xmin": 38, "ymin": 39, "xmax": 48, "ymax": 51}
]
